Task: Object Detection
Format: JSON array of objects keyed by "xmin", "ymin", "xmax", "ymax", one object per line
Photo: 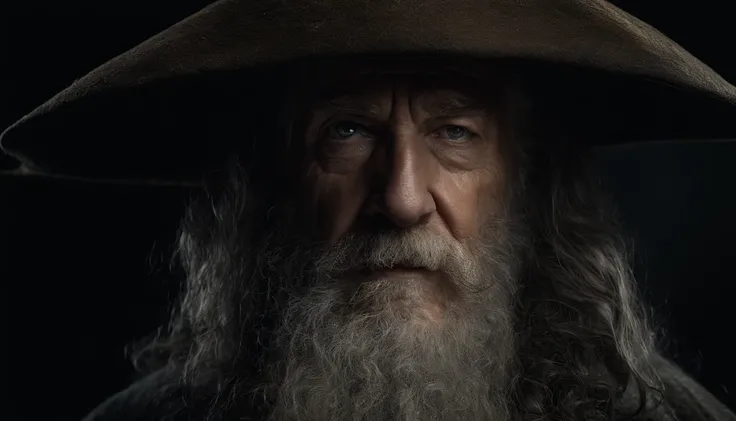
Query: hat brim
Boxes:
[{"xmin": 2, "ymin": 0, "xmax": 736, "ymax": 184}]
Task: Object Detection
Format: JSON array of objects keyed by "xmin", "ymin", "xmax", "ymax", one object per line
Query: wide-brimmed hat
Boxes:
[{"xmin": 2, "ymin": 0, "xmax": 735, "ymax": 185}]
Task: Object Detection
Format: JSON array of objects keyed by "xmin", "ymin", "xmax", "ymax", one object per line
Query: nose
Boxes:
[{"xmin": 371, "ymin": 135, "xmax": 436, "ymax": 228}]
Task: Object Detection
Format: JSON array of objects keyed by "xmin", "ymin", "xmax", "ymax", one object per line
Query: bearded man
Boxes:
[{"xmin": 2, "ymin": 1, "xmax": 736, "ymax": 421}]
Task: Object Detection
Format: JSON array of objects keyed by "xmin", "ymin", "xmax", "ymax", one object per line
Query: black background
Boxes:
[{"xmin": 2, "ymin": 1, "xmax": 736, "ymax": 420}]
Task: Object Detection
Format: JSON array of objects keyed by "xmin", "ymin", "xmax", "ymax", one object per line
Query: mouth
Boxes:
[{"xmin": 359, "ymin": 265, "xmax": 436, "ymax": 281}]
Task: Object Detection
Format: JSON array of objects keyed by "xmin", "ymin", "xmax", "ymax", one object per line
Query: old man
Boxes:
[{"xmin": 2, "ymin": 1, "xmax": 736, "ymax": 421}]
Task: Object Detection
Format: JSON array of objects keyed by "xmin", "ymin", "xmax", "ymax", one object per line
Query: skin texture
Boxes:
[
  {"xmin": 129, "ymin": 60, "xmax": 666, "ymax": 421},
  {"xmin": 297, "ymin": 75, "xmax": 508, "ymax": 321}
]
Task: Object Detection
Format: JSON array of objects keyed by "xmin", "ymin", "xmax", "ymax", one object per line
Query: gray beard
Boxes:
[{"xmin": 245, "ymin": 207, "xmax": 525, "ymax": 421}]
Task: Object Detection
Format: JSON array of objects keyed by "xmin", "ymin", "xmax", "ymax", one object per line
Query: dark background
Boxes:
[{"xmin": 2, "ymin": 1, "xmax": 735, "ymax": 420}]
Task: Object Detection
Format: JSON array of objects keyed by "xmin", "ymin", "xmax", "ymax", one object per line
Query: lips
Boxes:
[
  {"xmin": 357, "ymin": 263, "xmax": 425, "ymax": 273},
  {"xmin": 386, "ymin": 264, "xmax": 424, "ymax": 271},
  {"xmin": 363, "ymin": 266, "xmax": 435, "ymax": 281}
]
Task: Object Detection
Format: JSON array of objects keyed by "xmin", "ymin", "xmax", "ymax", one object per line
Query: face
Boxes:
[
  {"xmin": 245, "ymin": 62, "xmax": 522, "ymax": 421},
  {"xmin": 290, "ymin": 66, "xmax": 510, "ymax": 320},
  {"xmin": 175, "ymin": 62, "xmax": 658, "ymax": 421}
]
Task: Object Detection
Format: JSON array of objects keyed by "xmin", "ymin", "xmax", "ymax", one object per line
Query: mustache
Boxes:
[{"xmin": 314, "ymin": 228, "xmax": 480, "ymax": 281}]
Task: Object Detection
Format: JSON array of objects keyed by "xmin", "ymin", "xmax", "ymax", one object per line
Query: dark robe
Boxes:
[{"xmin": 82, "ymin": 354, "xmax": 736, "ymax": 421}]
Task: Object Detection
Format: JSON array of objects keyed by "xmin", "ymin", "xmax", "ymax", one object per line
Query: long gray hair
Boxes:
[{"xmin": 130, "ymin": 66, "xmax": 665, "ymax": 421}]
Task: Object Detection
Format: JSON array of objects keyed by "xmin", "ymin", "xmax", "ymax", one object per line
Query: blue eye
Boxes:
[
  {"xmin": 439, "ymin": 125, "xmax": 473, "ymax": 142},
  {"xmin": 328, "ymin": 121, "xmax": 363, "ymax": 139}
]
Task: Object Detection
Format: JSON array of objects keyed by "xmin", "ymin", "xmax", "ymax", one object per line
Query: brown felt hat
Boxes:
[{"xmin": 2, "ymin": 0, "xmax": 736, "ymax": 185}]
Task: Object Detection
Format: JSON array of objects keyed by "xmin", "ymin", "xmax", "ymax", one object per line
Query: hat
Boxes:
[{"xmin": 2, "ymin": 0, "xmax": 735, "ymax": 185}]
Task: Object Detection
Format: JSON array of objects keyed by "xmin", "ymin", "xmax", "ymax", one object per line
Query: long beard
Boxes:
[
  {"xmin": 244, "ymin": 205, "xmax": 525, "ymax": 421},
  {"xmin": 169, "ymin": 159, "xmax": 661, "ymax": 421}
]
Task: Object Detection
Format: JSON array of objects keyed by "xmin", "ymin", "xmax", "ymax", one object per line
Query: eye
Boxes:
[
  {"xmin": 317, "ymin": 120, "xmax": 375, "ymax": 162},
  {"xmin": 436, "ymin": 125, "xmax": 474, "ymax": 142},
  {"xmin": 326, "ymin": 121, "xmax": 365, "ymax": 140}
]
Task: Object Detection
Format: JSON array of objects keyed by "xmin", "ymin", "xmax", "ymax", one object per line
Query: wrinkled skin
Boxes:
[
  {"xmin": 248, "ymin": 65, "xmax": 524, "ymax": 420},
  {"xmin": 298, "ymin": 72, "xmax": 509, "ymax": 323},
  {"xmin": 136, "ymin": 60, "xmax": 663, "ymax": 421}
]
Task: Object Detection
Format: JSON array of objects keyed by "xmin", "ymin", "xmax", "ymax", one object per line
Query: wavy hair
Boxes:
[{"xmin": 130, "ymin": 64, "xmax": 665, "ymax": 421}]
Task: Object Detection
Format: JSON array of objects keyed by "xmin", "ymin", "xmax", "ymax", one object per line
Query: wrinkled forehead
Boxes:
[{"xmin": 287, "ymin": 56, "xmax": 509, "ymax": 111}]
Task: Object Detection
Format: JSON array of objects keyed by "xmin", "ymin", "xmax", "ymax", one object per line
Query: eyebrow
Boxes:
[
  {"xmin": 423, "ymin": 95, "xmax": 490, "ymax": 117},
  {"xmin": 310, "ymin": 96, "xmax": 384, "ymax": 118},
  {"xmin": 308, "ymin": 92, "xmax": 491, "ymax": 119}
]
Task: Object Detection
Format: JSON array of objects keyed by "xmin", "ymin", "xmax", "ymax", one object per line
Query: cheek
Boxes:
[
  {"xmin": 303, "ymin": 163, "xmax": 370, "ymax": 241},
  {"xmin": 476, "ymin": 150, "xmax": 508, "ymax": 220},
  {"xmin": 438, "ymin": 153, "xmax": 506, "ymax": 241},
  {"xmin": 439, "ymin": 174, "xmax": 485, "ymax": 240},
  {"xmin": 476, "ymin": 167, "xmax": 507, "ymax": 221}
]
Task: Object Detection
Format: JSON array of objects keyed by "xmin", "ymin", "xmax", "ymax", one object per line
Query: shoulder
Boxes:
[
  {"xmin": 652, "ymin": 354, "xmax": 736, "ymax": 421},
  {"xmin": 81, "ymin": 366, "xmax": 196, "ymax": 421}
]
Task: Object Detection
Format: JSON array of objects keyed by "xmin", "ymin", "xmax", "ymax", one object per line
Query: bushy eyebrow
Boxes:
[
  {"xmin": 423, "ymin": 95, "xmax": 490, "ymax": 117},
  {"xmin": 308, "ymin": 92, "xmax": 490, "ymax": 119},
  {"xmin": 310, "ymin": 96, "xmax": 384, "ymax": 118}
]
